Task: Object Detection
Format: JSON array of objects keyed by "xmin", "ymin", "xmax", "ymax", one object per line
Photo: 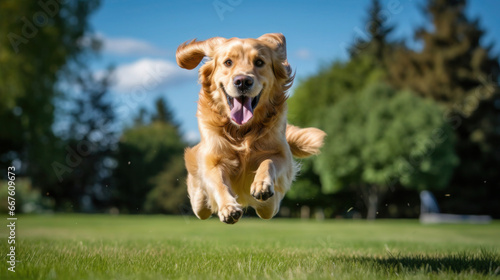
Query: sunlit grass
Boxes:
[{"xmin": 1, "ymin": 215, "xmax": 499, "ymax": 279}]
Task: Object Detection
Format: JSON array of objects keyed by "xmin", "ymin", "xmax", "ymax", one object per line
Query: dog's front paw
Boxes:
[
  {"xmin": 218, "ymin": 204, "xmax": 243, "ymax": 224},
  {"xmin": 251, "ymin": 180, "xmax": 274, "ymax": 201}
]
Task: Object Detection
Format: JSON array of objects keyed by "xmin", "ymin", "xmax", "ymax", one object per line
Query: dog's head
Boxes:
[{"xmin": 176, "ymin": 33, "xmax": 293, "ymax": 127}]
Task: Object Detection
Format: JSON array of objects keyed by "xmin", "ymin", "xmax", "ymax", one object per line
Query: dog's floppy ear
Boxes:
[
  {"xmin": 176, "ymin": 37, "xmax": 226, "ymax": 70},
  {"xmin": 258, "ymin": 33, "xmax": 287, "ymax": 62},
  {"xmin": 258, "ymin": 33, "xmax": 293, "ymax": 88}
]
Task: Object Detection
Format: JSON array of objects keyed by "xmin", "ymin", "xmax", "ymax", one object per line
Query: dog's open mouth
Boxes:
[{"xmin": 223, "ymin": 86, "xmax": 261, "ymax": 125}]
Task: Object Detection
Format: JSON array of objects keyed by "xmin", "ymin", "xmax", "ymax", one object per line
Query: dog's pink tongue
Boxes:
[{"xmin": 230, "ymin": 97, "xmax": 253, "ymax": 125}]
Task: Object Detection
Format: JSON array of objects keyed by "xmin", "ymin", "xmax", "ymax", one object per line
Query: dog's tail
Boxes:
[{"xmin": 286, "ymin": 124, "xmax": 326, "ymax": 158}]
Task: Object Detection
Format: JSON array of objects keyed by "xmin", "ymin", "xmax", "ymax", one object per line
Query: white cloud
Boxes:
[
  {"xmin": 294, "ymin": 48, "xmax": 312, "ymax": 60},
  {"xmin": 109, "ymin": 58, "xmax": 195, "ymax": 93},
  {"xmin": 98, "ymin": 33, "xmax": 167, "ymax": 56},
  {"xmin": 183, "ymin": 130, "xmax": 200, "ymax": 144}
]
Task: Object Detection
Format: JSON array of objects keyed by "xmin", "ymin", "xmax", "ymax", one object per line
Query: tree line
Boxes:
[
  {"xmin": 0, "ymin": 0, "xmax": 187, "ymax": 215},
  {"xmin": 286, "ymin": 0, "xmax": 499, "ymax": 219},
  {"xmin": 1, "ymin": 0, "xmax": 498, "ymax": 219}
]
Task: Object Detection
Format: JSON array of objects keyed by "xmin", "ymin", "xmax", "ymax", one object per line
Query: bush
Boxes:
[{"xmin": 0, "ymin": 178, "xmax": 55, "ymax": 214}]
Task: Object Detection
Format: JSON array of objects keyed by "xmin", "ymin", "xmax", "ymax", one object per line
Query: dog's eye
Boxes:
[
  {"xmin": 255, "ymin": 59, "xmax": 265, "ymax": 67},
  {"xmin": 224, "ymin": 59, "xmax": 232, "ymax": 67}
]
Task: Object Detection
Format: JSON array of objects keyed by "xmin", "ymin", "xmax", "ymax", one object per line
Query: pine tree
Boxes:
[
  {"xmin": 287, "ymin": 0, "xmax": 399, "ymax": 218},
  {"xmin": 52, "ymin": 69, "xmax": 116, "ymax": 211},
  {"xmin": 151, "ymin": 98, "xmax": 178, "ymax": 127},
  {"xmin": 387, "ymin": 0, "xmax": 500, "ymax": 217},
  {"xmin": 0, "ymin": 1, "xmax": 101, "ymax": 196},
  {"xmin": 113, "ymin": 98, "xmax": 186, "ymax": 214},
  {"xmin": 388, "ymin": 0, "xmax": 499, "ymax": 115},
  {"xmin": 349, "ymin": 0, "xmax": 395, "ymax": 66}
]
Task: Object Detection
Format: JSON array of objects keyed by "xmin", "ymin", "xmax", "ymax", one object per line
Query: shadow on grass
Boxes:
[{"xmin": 334, "ymin": 250, "xmax": 500, "ymax": 275}]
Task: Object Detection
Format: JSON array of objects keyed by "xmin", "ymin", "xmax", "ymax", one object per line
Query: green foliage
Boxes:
[
  {"xmin": 349, "ymin": 0, "xmax": 395, "ymax": 61},
  {"xmin": 113, "ymin": 121, "xmax": 185, "ymax": 213},
  {"xmin": 43, "ymin": 69, "xmax": 117, "ymax": 211},
  {"xmin": 287, "ymin": 55, "xmax": 386, "ymax": 215},
  {"xmin": 113, "ymin": 98, "xmax": 186, "ymax": 214},
  {"xmin": 151, "ymin": 98, "xmax": 178, "ymax": 126},
  {"xmin": 289, "ymin": 55, "xmax": 385, "ymax": 128},
  {"xmin": 0, "ymin": 178, "xmax": 54, "ymax": 214},
  {"xmin": 144, "ymin": 157, "xmax": 188, "ymax": 214},
  {"xmin": 0, "ymin": 1, "xmax": 101, "ymax": 189},
  {"xmin": 387, "ymin": 0, "xmax": 499, "ymax": 116},
  {"xmin": 386, "ymin": 0, "xmax": 500, "ymax": 217},
  {"xmin": 288, "ymin": 0, "xmax": 500, "ymax": 218},
  {"xmin": 284, "ymin": 159, "xmax": 323, "ymax": 210},
  {"xmin": 316, "ymin": 84, "xmax": 458, "ymax": 194},
  {"xmin": 287, "ymin": 1, "xmax": 396, "ymax": 214},
  {"xmin": 286, "ymin": 161, "xmax": 321, "ymax": 201}
]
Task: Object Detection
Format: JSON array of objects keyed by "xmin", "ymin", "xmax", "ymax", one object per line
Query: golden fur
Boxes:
[{"xmin": 176, "ymin": 33, "xmax": 326, "ymax": 224}]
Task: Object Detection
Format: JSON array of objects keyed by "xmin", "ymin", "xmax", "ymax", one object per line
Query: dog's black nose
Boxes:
[{"xmin": 233, "ymin": 75, "xmax": 254, "ymax": 92}]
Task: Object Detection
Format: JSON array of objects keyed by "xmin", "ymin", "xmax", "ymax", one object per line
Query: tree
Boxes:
[
  {"xmin": 349, "ymin": 0, "xmax": 395, "ymax": 65},
  {"xmin": 144, "ymin": 157, "xmax": 188, "ymax": 214},
  {"xmin": 51, "ymin": 69, "xmax": 116, "ymax": 211},
  {"xmin": 387, "ymin": 0, "xmax": 499, "ymax": 115},
  {"xmin": 0, "ymin": 1, "xmax": 101, "ymax": 189},
  {"xmin": 287, "ymin": 54, "xmax": 387, "ymax": 215},
  {"xmin": 113, "ymin": 98, "xmax": 186, "ymax": 213},
  {"xmin": 289, "ymin": 55, "xmax": 385, "ymax": 128},
  {"xmin": 386, "ymin": 0, "xmax": 500, "ymax": 216},
  {"xmin": 286, "ymin": 1, "xmax": 400, "ymax": 215},
  {"xmin": 289, "ymin": 0, "xmax": 397, "ymax": 127},
  {"xmin": 315, "ymin": 84, "xmax": 458, "ymax": 219},
  {"xmin": 151, "ymin": 98, "xmax": 178, "ymax": 127}
]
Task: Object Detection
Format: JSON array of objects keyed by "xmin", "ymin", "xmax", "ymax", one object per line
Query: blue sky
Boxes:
[{"xmin": 89, "ymin": 0, "xmax": 500, "ymax": 142}]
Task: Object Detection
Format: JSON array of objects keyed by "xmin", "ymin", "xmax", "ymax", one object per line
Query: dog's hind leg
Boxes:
[
  {"xmin": 187, "ymin": 174, "xmax": 212, "ymax": 220},
  {"xmin": 254, "ymin": 191, "xmax": 284, "ymax": 219},
  {"xmin": 251, "ymin": 156, "xmax": 295, "ymax": 219}
]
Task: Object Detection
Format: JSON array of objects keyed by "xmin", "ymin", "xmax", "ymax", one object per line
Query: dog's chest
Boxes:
[
  {"xmin": 226, "ymin": 144, "xmax": 258, "ymax": 173},
  {"xmin": 226, "ymin": 140, "xmax": 280, "ymax": 174}
]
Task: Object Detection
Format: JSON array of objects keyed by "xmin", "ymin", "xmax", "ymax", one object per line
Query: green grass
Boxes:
[{"xmin": 1, "ymin": 215, "xmax": 499, "ymax": 279}]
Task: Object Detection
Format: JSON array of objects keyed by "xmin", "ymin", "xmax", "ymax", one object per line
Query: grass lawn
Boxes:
[{"xmin": 1, "ymin": 215, "xmax": 499, "ymax": 279}]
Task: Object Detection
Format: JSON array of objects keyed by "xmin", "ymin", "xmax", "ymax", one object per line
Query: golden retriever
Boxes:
[{"xmin": 176, "ymin": 33, "xmax": 326, "ymax": 224}]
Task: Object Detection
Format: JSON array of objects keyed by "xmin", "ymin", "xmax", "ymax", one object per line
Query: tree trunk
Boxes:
[
  {"xmin": 366, "ymin": 191, "xmax": 379, "ymax": 220},
  {"xmin": 361, "ymin": 184, "xmax": 380, "ymax": 220}
]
